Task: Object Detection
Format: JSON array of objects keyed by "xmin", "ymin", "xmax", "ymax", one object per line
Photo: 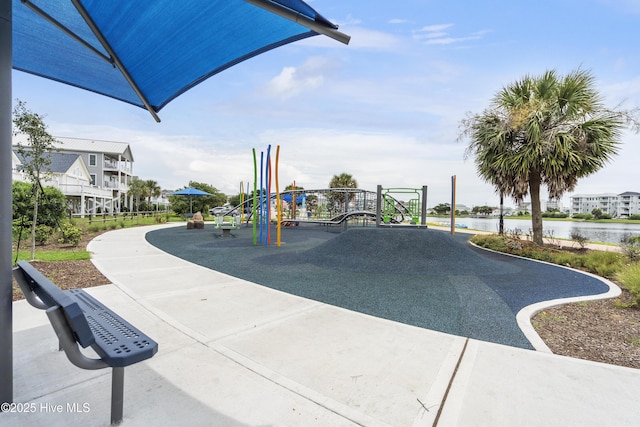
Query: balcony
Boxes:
[
  {"xmin": 104, "ymin": 159, "xmax": 133, "ymax": 175},
  {"xmin": 102, "ymin": 180, "xmax": 130, "ymax": 192},
  {"xmin": 57, "ymin": 184, "xmax": 113, "ymax": 198}
]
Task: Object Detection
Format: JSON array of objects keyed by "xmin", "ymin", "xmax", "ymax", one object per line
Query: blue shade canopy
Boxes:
[
  {"xmin": 12, "ymin": 0, "xmax": 349, "ymax": 122},
  {"xmin": 2, "ymin": 0, "xmax": 349, "ymax": 404},
  {"xmin": 170, "ymin": 187, "xmax": 212, "ymax": 197},
  {"xmin": 170, "ymin": 187, "xmax": 213, "ymax": 213}
]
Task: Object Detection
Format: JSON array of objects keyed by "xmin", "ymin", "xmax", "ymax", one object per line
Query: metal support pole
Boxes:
[
  {"xmin": 375, "ymin": 185, "xmax": 382, "ymax": 227},
  {"xmin": 450, "ymin": 176, "xmax": 456, "ymax": 236},
  {"xmin": 0, "ymin": 0, "xmax": 13, "ymax": 407},
  {"xmin": 421, "ymin": 185, "xmax": 428, "ymax": 227},
  {"xmin": 499, "ymin": 193, "xmax": 504, "ymax": 235},
  {"xmin": 111, "ymin": 367, "xmax": 125, "ymax": 424}
]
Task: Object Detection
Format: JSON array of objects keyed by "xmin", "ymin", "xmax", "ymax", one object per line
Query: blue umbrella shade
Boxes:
[
  {"xmin": 170, "ymin": 187, "xmax": 213, "ymax": 214},
  {"xmin": 12, "ymin": 0, "xmax": 349, "ymax": 122},
  {"xmin": 170, "ymin": 187, "xmax": 212, "ymax": 197},
  {"xmin": 2, "ymin": 0, "xmax": 349, "ymax": 404}
]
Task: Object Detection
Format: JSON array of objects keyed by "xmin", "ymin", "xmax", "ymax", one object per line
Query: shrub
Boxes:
[
  {"xmin": 570, "ymin": 231, "xmax": 588, "ymax": 250},
  {"xmin": 544, "ymin": 230, "xmax": 561, "ymax": 249},
  {"xmin": 552, "ymin": 252, "xmax": 582, "ymax": 268},
  {"xmin": 471, "ymin": 235, "xmax": 510, "ymax": 252},
  {"xmin": 542, "ymin": 211, "xmax": 568, "ymax": 218},
  {"xmin": 58, "ymin": 223, "xmax": 83, "ymax": 246},
  {"xmin": 87, "ymin": 223, "xmax": 104, "ymax": 233},
  {"xmin": 629, "ymin": 214, "xmax": 640, "ymax": 220},
  {"xmin": 572, "ymin": 213, "xmax": 593, "ymax": 220},
  {"xmin": 471, "ymin": 233, "xmax": 625, "ymax": 279},
  {"xmin": 34, "ymin": 225, "xmax": 52, "ymax": 246},
  {"xmin": 616, "ymin": 263, "xmax": 640, "ymax": 306},
  {"xmin": 620, "ymin": 234, "xmax": 640, "ymax": 261},
  {"xmin": 582, "ymin": 251, "xmax": 623, "ymax": 278}
]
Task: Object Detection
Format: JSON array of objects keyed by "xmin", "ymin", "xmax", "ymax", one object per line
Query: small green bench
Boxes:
[{"xmin": 215, "ymin": 215, "xmax": 239, "ymax": 236}]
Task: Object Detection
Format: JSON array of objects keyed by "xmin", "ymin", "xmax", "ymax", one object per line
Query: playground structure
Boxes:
[
  {"xmin": 231, "ymin": 144, "xmax": 440, "ymax": 246},
  {"xmin": 225, "ymin": 185, "xmax": 430, "ymax": 245}
]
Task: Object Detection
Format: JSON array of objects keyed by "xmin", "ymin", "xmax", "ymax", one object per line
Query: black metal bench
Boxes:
[{"xmin": 13, "ymin": 261, "xmax": 158, "ymax": 425}]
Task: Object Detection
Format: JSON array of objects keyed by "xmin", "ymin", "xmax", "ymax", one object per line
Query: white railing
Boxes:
[
  {"xmin": 104, "ymin": 160, "xmax": 133, "ymax": 174},
  {"xmin": 55, "ymin": 183, "xmax": 113, "ymax": 198}
]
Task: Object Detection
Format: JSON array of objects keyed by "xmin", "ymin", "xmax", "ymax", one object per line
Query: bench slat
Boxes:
[{"xmin": 68, "ymin": 289, "xmax": 158, "ymax": 367}]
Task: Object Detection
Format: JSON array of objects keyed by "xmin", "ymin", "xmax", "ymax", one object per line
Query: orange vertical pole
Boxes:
[{"xmin": 267, "ymin": 145, "xmax": 272, "ymax": 245}]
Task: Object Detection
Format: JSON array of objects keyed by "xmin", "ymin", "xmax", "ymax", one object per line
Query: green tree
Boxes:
[
  {"xmin": 433, "ymin": 203, "xmax": 451, "ymax": 215},
  {"xmin": 13, "ymin": 100, "xmax": 59, "ymax": 260},
  {"xmin": 591, "ymin": 208, "xmax": 603, "ymax": 219},
  {"xmin": 228, "ymin": 194, "xmax": 242, "ymax": 208},
  {"xmin": 12, "ymin": 181, "xmax": 66, "ymax": 228},
  {"xmin": 168, "ymin": 181, "xmax": 226, "ymax": 215},
  {"xmin": 461, "ymin": 69, "xmax": 638, "ymax": 245},
  {"xmin": 472, "ymin": 205, "xmax": 494, "ymax": 215}
]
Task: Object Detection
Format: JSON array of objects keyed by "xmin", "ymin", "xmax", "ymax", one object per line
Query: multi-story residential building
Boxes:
[
  {"xmin": 569, "ymin": 193, "xmax": 639, "ymax": 218},
  {"xmin": 13, "ymin": 135, "xmax": 133, "ymax": 215},
  {"xmin": 618, "ymin": 192, "xmax": 640, "ymax": 218},
  {"xmin": 544, "ymin": 199, "xmax": 563, "ymax": 212},
  {"xmin": 515, "ymin": 200, "xmax": 531, "ymax": 214},
  {"xmin": 54, "ymin": 136, "xmax": 134, "ymax": 212},
  {"xmin": 13, "ymin": 151, "xmax": 114, "ymax": 216}
]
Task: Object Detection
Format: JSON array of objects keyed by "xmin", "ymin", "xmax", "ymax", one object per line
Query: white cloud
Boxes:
[
  {"xmin": 413, "ymin": 24, "xmax": 490, "ymax": 46},
  {"xmin": 265, "ymin": 66, "xmax": 324, "ymax": 99},
  {"xmin": 264, "ymin": 56, "xmax": 339, "ymax": 99},
  {"xmin": 418, "ymin": 24, "xmax": 454, "ymax": 33},
  {"xmin": 425, "ymin": 36, "xmax": 478, "ymax": 45}
]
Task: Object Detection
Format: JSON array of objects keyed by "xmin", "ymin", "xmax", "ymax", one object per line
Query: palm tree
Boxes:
[
  {"xmin": 461, "ymin": 69, "xmax": 638, "ymax": 245},
  {"xmin": 329, "ymin": 173, "xmax": 358, "ymax": 189},
  {"xmin": 328, "ymin": 173, "xmax": 358, "ymax": 214},
  {"xmin": 145, "ymin": 179, "xmax": 161, "ymax": 210},
  {"xmin": 128, "ymin": 177, "xmax": 147, "ymax": 212}
]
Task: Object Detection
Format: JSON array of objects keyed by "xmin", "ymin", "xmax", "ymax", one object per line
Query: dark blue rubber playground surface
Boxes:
[{"xmin": 146, "ymin": 224, "xmax": 611, "ymax": 349}]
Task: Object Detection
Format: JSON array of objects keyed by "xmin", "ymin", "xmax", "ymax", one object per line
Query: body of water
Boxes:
[{"xmin": 426, "ymin": 216, "xmax": 640, "ymax": 245}]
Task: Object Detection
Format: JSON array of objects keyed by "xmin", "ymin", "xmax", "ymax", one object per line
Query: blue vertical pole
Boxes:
[
  {"xmin": 265, "ymin": 145, "xmax": 271, "ymax": 246},
  {"xmin": 0, "ymin": 0, "xmax": 13, "ymax": 406},
  {"xmin": 259, "ymin": 151, "xmax": 264, "ymax": 243}
]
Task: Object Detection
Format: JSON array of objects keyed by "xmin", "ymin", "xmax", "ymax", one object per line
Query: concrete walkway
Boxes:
[{"xmin": 7, "ymin": 224, "xmax": 640, "ymax": 426}]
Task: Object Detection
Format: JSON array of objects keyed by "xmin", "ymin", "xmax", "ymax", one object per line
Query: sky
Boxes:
[{"xmin": 11, "ymin": 0, "xmax": 640, "ymax": 209}]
